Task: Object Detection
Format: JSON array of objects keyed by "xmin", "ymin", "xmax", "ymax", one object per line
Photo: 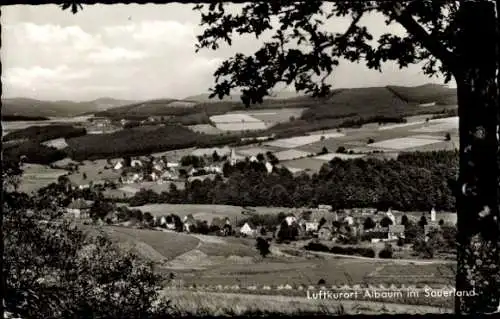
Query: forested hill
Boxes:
[{"xmin": 128, "ymin": 150, "xmax": 458, "ymax": 212}]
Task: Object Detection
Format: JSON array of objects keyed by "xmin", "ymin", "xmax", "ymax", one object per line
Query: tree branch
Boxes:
[{"xmin": 390, "ymin": 1, "xmax": 457, "ymax": 73}]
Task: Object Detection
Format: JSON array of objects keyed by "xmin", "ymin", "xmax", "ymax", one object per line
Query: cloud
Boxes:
[
  {"xmin": 104, "ymin": 20, "xmax": 198, "ymax": 46},
  {"xmin": 7, "ymin": 22, "xmax": 100, "ymax": 51},
  {"xmin": 3, "ymin": 65, "xmax": 91, "ymax": 88},
  {"xmin": 87, "ymin": 47, "xmax": 148, "ymax": 63}
]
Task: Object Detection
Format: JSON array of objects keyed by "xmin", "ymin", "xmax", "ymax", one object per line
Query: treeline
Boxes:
[
  {"xmin": 128, "ymin": 151, "xmax": 458, "ymax": 211},
  {"xmin": 3, "ymin": 142, "xmax": 67, "ymax": 165},
  {"xmin": 1, "ymin": 115, "xmax": 50, "ymax": 121},
  {"xmin": 65, "ymin": 124, "xmax": 241, "ymax": 160},
  {"xmin": 3, "ymin": 124, "xmax": 86, "ymax": 142}
]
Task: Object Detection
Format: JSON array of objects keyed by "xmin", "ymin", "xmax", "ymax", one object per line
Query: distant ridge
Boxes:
[
  {"xmin": 3, "ymin": 84, "xmax": 456, "ymax": 119},
  {"xmin": 1, "ymin": 97, "xmax": 135, "ymax": 118}
]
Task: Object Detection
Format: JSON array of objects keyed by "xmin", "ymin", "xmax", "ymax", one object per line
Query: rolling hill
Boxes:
[
  {"xmin": 1, "ymin": 97, "xmax": 135, "ymax": 118},
  {"xmin": 185, "ymin": 90, "xmax": 303, "ymax": 103},
  {"xmin": 386, "ymin": 84, "xmax": 457, "ymax": 105}
]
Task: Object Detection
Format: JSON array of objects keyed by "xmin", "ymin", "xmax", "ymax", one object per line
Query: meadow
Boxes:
[
  {"xmin": 163, "ymin": 289, "xmax": 452, "ymax": 315},
  {"xmin": 18, "ymin": 164, "xmax": 67, "ymax": 194},
  {"xmin": 130, "ymin": 204, "xmax": 289, "ymax": 225}
]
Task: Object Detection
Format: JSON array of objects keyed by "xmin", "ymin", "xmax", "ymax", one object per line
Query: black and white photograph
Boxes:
[{"xmin": 1, "ymin": 1, "xmax": 499, "ymax": 317}]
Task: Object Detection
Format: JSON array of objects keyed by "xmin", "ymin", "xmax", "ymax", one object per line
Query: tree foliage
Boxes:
[
  {"xmin": 2, "ymin": 162, "xmax": 172, "ymax": 318},
  {"xmin": 194, "ymin": 1, "xmax": 459, "ymax": 105}
]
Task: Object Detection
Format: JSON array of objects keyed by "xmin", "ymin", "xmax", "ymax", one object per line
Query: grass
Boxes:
[
  {"xmin": 131, "ymin": 204, "xmax": 290, "ymax": 224},
  {"xmin": 387, "ymin": 84, "xmax": 457, "ymax": 105},
  {"xmin": 162, "ymin": 289, "xmax": 452, "ymax": 315},
  {"xmin": 65, "ymin": 159, "xmax": 121, "ymax": 186},
  {"xmin": 18, "ymin": 164, "xmax": 67, "ymax": 194},
  {"xmin": 104, "ymin": 226, "xmax": 200, "ymax": 261},
  {"xmin": 188, "ymin": 124, "xmax": 224, "ymax": 135}
]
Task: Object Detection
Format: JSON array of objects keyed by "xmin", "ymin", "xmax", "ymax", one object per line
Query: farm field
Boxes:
[
  {"xmin": 265, "ymin": 132, "xmax": 345, "ymax": 149},
  {"xmin": 104, "ymin": 226, "xmax": 200, "ymax": 262},
  {"xmin": 239, "ymin": 107, "xmax": 306, "ymax": 123},
  {"xmin": 274, "ymin": 149, "xmax": 313, "ymax": 161},
  {"xmin": 367, "ymin": 136, "xmax": 444, "ymax": 151},
  {"xmin": 314, "ymin": 153, "xmax": 366, "ymax": 161},
  {"xmin": 411, "ymin": 117, "xmax": 459, "ymax": 133},
  {"xmin": 191, "ymin": 146, "xmax": 232, "ymax": 157},
  {"xmin": 131, "ymin": 204, "xmax": 291, "ymax": 224},
  {"xmin": 41, "ymin": 137, "xmax": 69, "ymax": 149},
  {"xmin": 171, "ymin": 252, "xmax": 456, "ymax": 288},
  {"xmin": 104, "ymin": 181, "xmax": 186, "ymax": 198},
  {"xmin": 18, "ymin": 164, "xmax": 67, "ymax": 194},
  {"xmin": 65, "ymin": 159, "xmax": 121, "ymax": 186},
  {"xmin": 281, "ymin": 158, "xmax": 329, "ymax": 173},
  {"xmin": 151, "ymin": 147, "xmax": 195, "ymax": 160},
  {"xmin": 187, "ymin": 124, "xmax": 223, "ymax": 135},
  {"xmin": 163, "ymin": 289, "xmax": 452, "ymax": 315},
  {"xmin": 210, "ymin": 113, "xmax": 268, "ymax": 131},
  {"xmin": 99, "ymin": 224, "xmax": 456, "ymax": 292},
  {"xmin": 237, "ymin": 147, "xmax": 273, "ymax": 157}
]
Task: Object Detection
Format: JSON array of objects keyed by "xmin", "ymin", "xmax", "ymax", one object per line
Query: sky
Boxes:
[{"xmin": 1, "ymin": 4, "xmax": 455, "ymax": 102}]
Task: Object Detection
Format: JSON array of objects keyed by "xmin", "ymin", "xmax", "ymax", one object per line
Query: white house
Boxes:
[
  {"xmin": 153, "ymin": 163, "xmax": 165, "ymax": 171},
  {"xmin": 318, "ymin": 204, "xmax": 333, "ymax": 211},
  {"xmin": 265, "ymin": 162, "xmax": 273, "ymax": 173},
  {"xmin": 114, "ymin": 161, "xmax": 124, "ymax": 170},
  {"xmin": 204, "ymin": 165, "xmax": 223, "ymax": 174},
  {"xmin": 430, "ymin": 207, "xmax": 437, "ymax": 222},
  {"xmin": 131, "ymin": 159, "xmax": 143, "ymax": 168},
  {"xmin": 122, "ymin": 173, "xmax": 142, "ymax": 184},
  {"xmin": 167, "ymin": 162, "xmax": 180, "ymax": 169},
  {"xmin": 249, "ymin": 155, "xmax": 258, "ymax": 163},
  {"xmin": 305, "ymin": 221, "xmax": 319, "ymax": 232},
  {"xmin": 239, "ymin": 222, "xmax": 257, "ymax": 237},
  {"xmin": 159, "ymin": 216, "xmax": 167, "ymax": 226},
  {"xmin": 285, "ymin": 214, "xmax": 297, "ymax": 226},
  {"xmin": 150, "ymin": 172, "xmax": 159, "ymax": 182},
  {"xmin": 344, "ymin": 215, "xmax": 354, "ymax": 226}
]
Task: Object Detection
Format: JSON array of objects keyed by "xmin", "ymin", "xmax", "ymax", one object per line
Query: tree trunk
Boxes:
[{"xmin": 454, "ymin": 1, "xmax": 500, "ymax": 314}]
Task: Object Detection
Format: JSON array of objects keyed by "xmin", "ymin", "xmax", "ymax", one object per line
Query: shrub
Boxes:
[
  {"xmin": 256, "ymin": 237, "xmax": 271, "ymax": 258},
  {"xmin": 378, "ymin": 244, "xmax": 394, "ymax": 259},
  {"xmin": 303, "ymin": 242, "xmax": 330, "ymax": 252},
  {"xmin": 397, "ymin": 237, "xmax": 405, "ymax": 247}
]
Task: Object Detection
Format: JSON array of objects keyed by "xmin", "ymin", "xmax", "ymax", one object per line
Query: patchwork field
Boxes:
[
  {"xmin": 210, "ymin": 113, "xmax": 268, "ymax": 131},
  {"xmin": 265, "ymin": 133, "xmax": 345, "ymax": 149},
  {"xmin": 274, "ymin": 149, "xmax": 313, "ymax": 161},
  {"xmin": 411, "ymin": 117, "xmax": 459, "ymax": 133},
  {"xmin": 367, "ymin": 136, "xmax": 443, "ymax": 151},
  {"xmin": 237, "ymin": 147, "xmax": 273, "ymax": 157},
  {"xmin": 243, "ymin": 108, "xmax": 306, "ymax": 123},
  {"xmin": 18, "ymin": 164, "xmax": 67, "ymax": 194},
  {"xmin": 314, "ymin": 153, "xmax": 366, "ymax": 161}
]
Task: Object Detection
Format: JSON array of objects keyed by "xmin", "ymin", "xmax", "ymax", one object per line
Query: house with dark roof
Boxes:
[
  {"xmin": 183, "ymin": 214, "xmax": 197, "ymax": 233},
  {"xmin": 66, "ymin": 198, "xmax": 92, "ymax": 219}
]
